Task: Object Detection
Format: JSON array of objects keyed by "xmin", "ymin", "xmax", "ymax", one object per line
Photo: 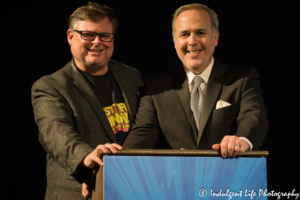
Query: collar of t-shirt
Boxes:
[{"xmin": 184, "ymin": 57, "xmax": 214, "ymax": 95}]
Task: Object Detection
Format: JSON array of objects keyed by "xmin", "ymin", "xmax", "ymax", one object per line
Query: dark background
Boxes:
[{"xmin": 9, "ymin": 0, "xmax": 299, "ymax": 199}]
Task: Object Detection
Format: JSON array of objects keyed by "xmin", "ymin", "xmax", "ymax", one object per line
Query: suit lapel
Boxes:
[
  {"xmin": 197, "ymin": 61, "xmax": 227, "ymax": 146},
  {"xmin": 172, "ymin": 67, "xmax": 198, "ymax": 141},
  {"xmin": 109, "ymin": 61, "xmax": 137, "ymax": 127},
  {"xmin": 67, "ymin": 60, "xmax": 118, "ymax": 143}
]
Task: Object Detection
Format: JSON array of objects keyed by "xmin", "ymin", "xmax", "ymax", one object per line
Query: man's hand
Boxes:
[
  {"xmin": 81, "ymin": 143, "xmax": 122, "ymax": 168},
  {"xmin": 82, "ymin": 182, "xmax": 89, "ymax": 199},
  {"xmin": 212, "ymin": 136, "xmax": 249, "ymax": 158},
  {"xmin": 81, "ymin": 143, "xmax": 122, "ymax": 199}
]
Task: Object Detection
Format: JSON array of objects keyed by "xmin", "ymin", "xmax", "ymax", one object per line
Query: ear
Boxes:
[
  {"xmin": 67, "ymin": 29, "xmax": 73, "ymax": 46},
  {"xmin": 214, "ymin": 30, "xmax": 220, "ymax": 47},
  {"xmin": 173, "ymin": 32, "xmax": 178, "ymax": 48}
]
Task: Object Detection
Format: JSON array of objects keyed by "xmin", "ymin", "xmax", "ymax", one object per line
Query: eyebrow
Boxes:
[
  {"xmin": 178, "ymin": 28, "xmax": 207, "ymax": 33},
  {"xmin": 80, "ymin": 30, "xmax": 113, "ymax": 34}
]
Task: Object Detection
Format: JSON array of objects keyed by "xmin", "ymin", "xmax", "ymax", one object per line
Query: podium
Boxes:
[{"xmin": 89, "ymin": 150, "xmax": 268, "ymax": 200}]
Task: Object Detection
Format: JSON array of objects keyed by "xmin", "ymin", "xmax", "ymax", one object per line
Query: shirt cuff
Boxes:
[{"xmin": 239, "ymin": 137, "xmax": 253, "ymax": 151}]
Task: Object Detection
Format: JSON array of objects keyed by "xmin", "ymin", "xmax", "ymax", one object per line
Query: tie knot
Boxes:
[{"xmin": 193, "ymin": 76, "xmax": 203, "ymax": 87}]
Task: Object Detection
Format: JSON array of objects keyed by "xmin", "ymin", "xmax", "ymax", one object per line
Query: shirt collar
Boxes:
[{"xmin": 184, "ymin": 57, "xmax": 214, "ymax": 84}]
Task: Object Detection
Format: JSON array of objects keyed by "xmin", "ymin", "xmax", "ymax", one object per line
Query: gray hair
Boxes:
[
  {"xmin": 68, "ymin": 2, "xmax": 118, "ymax": 34},
  {"xmin": 172, "ymin": 3, "xmax": 219, "ymax": 40}
]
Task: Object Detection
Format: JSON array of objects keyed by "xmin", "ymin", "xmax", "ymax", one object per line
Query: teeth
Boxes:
[
  {"xmin": 189, "ymin": 50, "xmax": 200, "ymax": 54},
  {"xmin": 90, "ymin": 49, "xmax": 101, "ymax": 52}
]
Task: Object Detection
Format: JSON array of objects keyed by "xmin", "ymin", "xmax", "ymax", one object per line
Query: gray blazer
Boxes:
[
  {"xmin": 123, "ymin": 61, "xmax": 268, "ymax": 150},
  {"xmin": 32, "ymin": 59, "xmax": 143, "ymax": 200}
]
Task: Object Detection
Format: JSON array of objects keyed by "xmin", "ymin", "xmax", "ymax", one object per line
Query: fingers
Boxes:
[
  {"xmin": 220, "ymin": 137, "xmax": 229, "ymax": 158},
  {"xmin": 227, "ymin": 137, "xmax": 236, "ymax": 157},
  {"xmin": 231, "ymin": 142, "xmax": 240, "ymax": 158},
  {"xmin": 83, "ymin": 149, "xmax": 102, "ymax": 168},
  {"xmin": 90, "ymin": 152, "xmax": 104, "ymax": 166},
  {"xmin": 217, "ymin": 136, "xmax": 250, "ymax": 158},
  {"xmin": 83, "ymin": 143, "xmax": 122, "ymax": 168},
  {"xmin": 112, "ymin": 143, "xmax": 123, "ymax": 150},
  {"xmin": 82, "ymin": 182, "xmax": 89, "ymax": 198},
  {"xmin": 212, "ymin": 144, "xmax": 220, "ymax": 150},
  {"xmin": 238, "ymin": 140, "xmax": 249, "ymax": 156},
  {"xmin": 99, "ymin": 143, "xmax": 122, "ymax": 154}
]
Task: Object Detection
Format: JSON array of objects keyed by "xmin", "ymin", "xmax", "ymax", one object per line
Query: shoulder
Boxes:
[
  {"xmin": 214, "ymin": 63, "xmax": 261, "ymax": 91},
  {"xmin": 31, "ymin": 61, "xmax": 73, "ymax": 92},
  {"xmin": 142, "ymin": 67, "xmax": 185, "ymax": 94},
  {"xmin": 109, "ymin": 59, "xmax": 141, "ymax": 77},
  {"xmin": 226, "ymin": 64, "xmax": 258, "ymax": 74},
  {"xmin": 108, "ymin": 59, "xmax": 144, "ymax": 89},
  {"xmin": 215, "ymin": 62, "xmax": 260, "ymax": 80},
  {"xmin": 146, "ymin": 67, "xmax": 184, "ymax": 83}
]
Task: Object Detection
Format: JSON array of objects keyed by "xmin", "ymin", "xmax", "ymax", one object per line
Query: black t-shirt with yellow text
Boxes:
[{"xmin": 81, "ymin": 69, "xmax": 129, "ymax": 144}]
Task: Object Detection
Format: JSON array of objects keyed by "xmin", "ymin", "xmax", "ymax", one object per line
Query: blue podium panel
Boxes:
[{"xmin": 104, "ymin": 156, "xmax": 267, "ymax": 200}]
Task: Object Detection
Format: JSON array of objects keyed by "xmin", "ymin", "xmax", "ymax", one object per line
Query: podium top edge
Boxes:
[{"xmin": 102, "ymin": 149, "xmax": 269, "ymax": 157}]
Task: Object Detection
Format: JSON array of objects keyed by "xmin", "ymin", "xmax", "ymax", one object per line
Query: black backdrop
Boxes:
[{"xmin": 9, "ymin": 0, "xmax": 299, "ymax": 199}]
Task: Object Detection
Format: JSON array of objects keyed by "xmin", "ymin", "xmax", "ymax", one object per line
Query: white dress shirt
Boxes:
[{"xmin": 184, "ymin": 57, "xmax": 253, "ymax": 151}]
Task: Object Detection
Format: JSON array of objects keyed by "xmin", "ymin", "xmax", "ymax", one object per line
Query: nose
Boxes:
[
  {"xmin": 92, "ymin": 35, "xmax": 102, "ymax": 45},
  {"xmin": 188, "ymin": 33, "xmax": 197, "ymax": 46}
]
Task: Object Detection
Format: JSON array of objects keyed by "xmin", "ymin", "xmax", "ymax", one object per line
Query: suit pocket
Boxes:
[
  {"xmin": 210, "ymin": 103, "xmax": 239, "ymax": 136},
  {"xmin": 57, "ymin": 186, "xmax": 82, "ymax": 199},
  {"xmin": 67, "ymin": 176, "xmax": 77, "ymax": 181},
  {"xmin": 212, "ymin": 103, "xmax": 239, "ymax": 119}
]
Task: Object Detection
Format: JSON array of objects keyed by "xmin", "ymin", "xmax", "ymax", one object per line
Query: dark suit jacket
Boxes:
[
  {"xmin": 123, "ymin": 61, "xmax": 268, "ymax": 150},
  {"xmin": 31, "ymin": 59, "xmax": 143, "ymax": 200}
]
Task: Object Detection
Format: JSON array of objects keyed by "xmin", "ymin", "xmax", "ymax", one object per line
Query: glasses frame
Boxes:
[{"xmin": 74, "ymin": 30, "xmax": 114, "ymax": 42}]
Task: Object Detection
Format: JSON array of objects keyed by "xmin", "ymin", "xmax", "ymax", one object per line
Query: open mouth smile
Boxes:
[
  {"xmin": 187, "ymin": 50, "xmax": 201, "ymax": 54},
  {"xmin": 89, "ymin": 49, "xmax": 103, "ymax": 53}
]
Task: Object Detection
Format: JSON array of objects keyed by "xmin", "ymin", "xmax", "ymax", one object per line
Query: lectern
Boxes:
[{"xmin": 88, "ymin": 150, "xmax": 268, "ymax": 200}]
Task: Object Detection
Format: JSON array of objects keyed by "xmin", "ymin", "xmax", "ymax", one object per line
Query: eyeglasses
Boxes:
[{"xmin": 74, "ymin": 30, "xmax": 114, "ymax": 42}]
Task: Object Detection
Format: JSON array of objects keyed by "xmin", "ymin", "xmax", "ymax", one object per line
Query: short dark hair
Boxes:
[{"xmin": 68, "ymin": 2, "xmax": 118, "ymax": 34}]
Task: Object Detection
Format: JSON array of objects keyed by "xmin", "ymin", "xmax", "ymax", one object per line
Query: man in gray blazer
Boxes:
[
  {"xmin": 122, "ymin": 3, "xmax": 268, "ymax": 157},
  {"xmin": 31, "ymin": 2, "xmax": 143, "ymax": 199}
]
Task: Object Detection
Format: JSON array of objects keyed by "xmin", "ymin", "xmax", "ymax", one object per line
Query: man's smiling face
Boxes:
[
  {"xmin": 67, "ymin": 18, "xmax": 114, "ymax": 74},
  {"xmin": 174, "ymin": 9, "xmax": 219, "ymax": 74}
]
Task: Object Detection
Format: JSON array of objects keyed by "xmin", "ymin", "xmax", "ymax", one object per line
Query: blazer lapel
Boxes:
[
  {"xmin": 172, "ymin": 67, "xmax": 198, "ymax": 141},
  {"xmin": 108, "ymin": 61, "xmax": 137, "ymax": 127},
  {"xmin": 68, "ymin": 60, "xmax": 118, "ymax": 143},
  {"xmin": 197, "ymin": 61, "xmax": 227, "ymax": 146}
]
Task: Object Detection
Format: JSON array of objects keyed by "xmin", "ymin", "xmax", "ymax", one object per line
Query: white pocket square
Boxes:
[{"xmin": 216, "ymin": 100, "xmax": 231, "ymax": 110}]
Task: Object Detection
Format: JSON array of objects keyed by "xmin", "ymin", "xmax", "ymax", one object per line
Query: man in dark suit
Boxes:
[
  {"xmin": 123, "ymin": 3, "xmax": 268, "ymax": 157},
  {"xmin": 31, "ymin": 2, "xmax": 143, "ymax": 199}
]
